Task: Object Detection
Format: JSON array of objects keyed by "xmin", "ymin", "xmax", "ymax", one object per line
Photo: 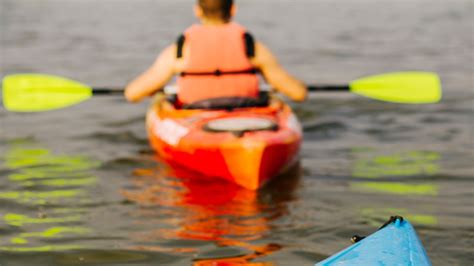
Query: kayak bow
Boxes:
[{"xmin": 316, "ymin": 216, "xmax": 431, "ymax": 266}]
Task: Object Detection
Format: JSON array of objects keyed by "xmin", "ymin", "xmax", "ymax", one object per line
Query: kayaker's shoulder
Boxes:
[
  {"xmin": 251, "ymin": 41, "xmax": 307, "ymax": 102},
  {"xmin": 153, "ymin": 44, "xmax": 186, "ymax": 73},
  {"xmin": 124, "ymin": 44, "xmax": 178, "ymax": 102},
  {"xmin": 158, "ymin": 44, "xmax": 177, "ymax": 60}
]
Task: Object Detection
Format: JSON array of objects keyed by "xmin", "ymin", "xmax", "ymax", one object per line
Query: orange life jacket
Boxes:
[{"xmin": 176, "ymin": 23, "xmax": 260, "ymax": 105}]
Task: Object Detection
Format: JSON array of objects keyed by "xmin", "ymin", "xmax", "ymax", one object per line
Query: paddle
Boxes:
[
  {"xmin": 1, "ymin": 72, "xmax": 441, "ymax": 112},
  {"xmin": 2, "ymin": 74, "xmax": 123, "ymax": 112},
  {"xmin": 308, "ymin": 72, "xmax": 442, "ymax": 104}
]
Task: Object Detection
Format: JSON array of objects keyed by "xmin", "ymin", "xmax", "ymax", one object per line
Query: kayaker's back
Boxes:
[{"xmin": 176, "ymin": 23, "xmax": 260, "ymax": 105}]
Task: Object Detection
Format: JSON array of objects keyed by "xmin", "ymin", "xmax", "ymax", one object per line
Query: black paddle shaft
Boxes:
[
  {"xmin": 91, "ymin": 85, "xmax": 350, "ymax": 95},
  {"xmin": 307, "ymin": 85, "xmax": 350, "ymax": 92},
  {"xmin": 92, "ymin": 88, "xmax": 124, "ymax": 95}
]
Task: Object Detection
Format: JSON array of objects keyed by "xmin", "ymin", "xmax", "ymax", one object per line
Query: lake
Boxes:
[{"xmin": 1, "ymin": 0, "xmax": 473, "ymax": 265}]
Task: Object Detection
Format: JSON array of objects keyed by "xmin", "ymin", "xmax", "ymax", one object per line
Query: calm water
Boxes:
[{"xmin": 1, "ymin": 0, "xmax": 473, "ymax": 265}]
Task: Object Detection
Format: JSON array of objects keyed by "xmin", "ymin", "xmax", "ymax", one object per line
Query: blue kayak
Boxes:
[{"xmin": 316, "ymin": 216, "xmax": 431, "ymax": 266}]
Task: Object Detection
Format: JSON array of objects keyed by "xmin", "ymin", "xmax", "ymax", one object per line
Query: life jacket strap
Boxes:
[
  {"xmin": 243, "ymin": 32, "xmax": 255, "ymax": 58},
  {"xmin": 180, "ymin": 68, "xmax": 258, "ymax": 77},
  {"xmin": 176, "ymin": 34, "xmax": 185, "ymax": 59}
]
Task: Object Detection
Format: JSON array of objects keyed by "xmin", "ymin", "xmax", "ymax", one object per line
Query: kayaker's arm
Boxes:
[
  {"xmin": 252, "ymin": 42, "xmax": 307, "ymax": 102},
  {"xmin": 125, "ymin": 45, "xmax": 177, "ymax": 102}
]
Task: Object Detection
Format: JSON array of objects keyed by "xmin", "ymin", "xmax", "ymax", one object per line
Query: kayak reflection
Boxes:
[{"xmin": 122, "ymin": 159, "xmax": 302, "ymax": 265}]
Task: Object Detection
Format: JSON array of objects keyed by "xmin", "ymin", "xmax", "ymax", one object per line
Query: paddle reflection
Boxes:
[
  {"xmin": 350, "ymin": 149, "xmax": 440, "ymax": 197},
  {"xmin": 0, "ymin": 140, "xmax": 98, "ymax": 252},
  {"xmin": 361, "ymin": 207, "xmax": 438, "ymax": 227},
  {"xmin": 350, "ymin": 149, "xmax": 440, "ymax": 226},
  {"xmin": 122, "ymin": 160, "xmax": 302, "ymax": 265},
  {"xmin": 352, "ymin": 150, "xmax": 440, "ymax": 179}
]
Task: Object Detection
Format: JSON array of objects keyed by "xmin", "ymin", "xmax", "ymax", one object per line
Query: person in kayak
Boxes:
[{"xmin": 125, "ymin": 0, "xmax": 307, "ymax": 105}]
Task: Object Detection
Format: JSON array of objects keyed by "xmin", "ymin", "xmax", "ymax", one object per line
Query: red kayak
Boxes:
[{"xmin": 146, "ymin": 94, "xmax": 302, "ymax": 190}]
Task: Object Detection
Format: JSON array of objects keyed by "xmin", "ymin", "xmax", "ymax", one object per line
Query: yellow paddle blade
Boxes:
[
  {"xmin": 2, "ymin": 74, "xmax": 92, "ymax": 112},
  {"xmin": 350, "ymin": 72, "xmax": 442, "ymax": 104}
]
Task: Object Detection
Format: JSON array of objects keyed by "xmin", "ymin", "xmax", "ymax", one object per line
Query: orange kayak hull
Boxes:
[{"xmin": 146, "ymin": 96, "xmax": 302, "ymax": 190}]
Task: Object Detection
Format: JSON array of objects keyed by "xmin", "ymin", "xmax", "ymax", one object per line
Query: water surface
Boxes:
[{"xmin": 1, "ymin": 0, "xmax": 473, "ymax": 265}]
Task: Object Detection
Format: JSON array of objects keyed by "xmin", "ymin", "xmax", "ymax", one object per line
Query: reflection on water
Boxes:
[
  {"xmin": 0, "ymin": 140, "xmax": 443, "ymax": 262},
  {"xmin": 122, "ymin": 158, "xmax": 302, "ymax": 265},
  {"xmin": 350, "ymin": 149, "xmax": 440, "ymax": 227},
  {"xmin": 351, "ymin": 182, "xmax": 438, "ymax": 196},
  {"xmin": 361, "ymin": 208, "xmax": 438, "ymax": 227},
  {"xmin": 352, "ymin": 150, "xmax": 440, "ymax": 178},
  {"xmin": 0, "ymin": 139, "xmax": 99, "ymax": 252}
]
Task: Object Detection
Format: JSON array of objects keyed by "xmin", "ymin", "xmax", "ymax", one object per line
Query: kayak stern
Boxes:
[{"xmin": 146, "ymin": 96, "xmax": 301, "ymax": 190}]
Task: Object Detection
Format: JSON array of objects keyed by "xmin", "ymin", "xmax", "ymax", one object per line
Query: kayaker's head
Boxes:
[{"xmin": 195, "ymin": 0, "xmax": 235, "ymax": 25}]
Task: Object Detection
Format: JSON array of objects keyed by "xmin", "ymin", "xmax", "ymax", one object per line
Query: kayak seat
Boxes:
[
  {"xmin": 203, "ymin": 116, "xmax": 279, "ymax": 137},
  {"xmin": 166, "ymin": 91, "xmax": 270, "ymax": 111}
]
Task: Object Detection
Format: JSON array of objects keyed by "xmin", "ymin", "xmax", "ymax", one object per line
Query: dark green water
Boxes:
[{"xmin": 1, "ymin": 0, "xmax": 473, "ymax": 265}]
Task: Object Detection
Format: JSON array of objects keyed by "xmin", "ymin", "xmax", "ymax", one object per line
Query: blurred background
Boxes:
[{"xmin": 1, "ymin": 0, "xmax": 473, "ymax": 265}]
